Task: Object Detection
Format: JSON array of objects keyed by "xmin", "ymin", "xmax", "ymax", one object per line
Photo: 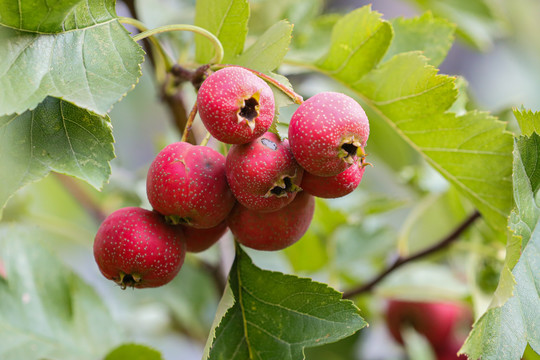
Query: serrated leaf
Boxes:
[
  {"xmin": 0, "ymin": 1, "xmax": 144, "ymax": 116},
  {"xmin": 294, "ymin": 5, "xmax": 514, "ymax": 230},
  {"xmin": 355, "ymin": 54, "xmax": 512, "ymax": 229},
  {"xmin": 316, "ymin": 5, "xmax": 393, "ymax": 83},
  {"xmin": 384, "ymin": 12, "xmax": 456, "ymax": 67},
  {"xmin": 195, "ymin": 0, "xmax": 250, "ymax": 63},
  {"xmin": 407, "ymin": 0, "xmax": 505, "ymax": 50},
  {"xmin": 234, "ymin": 20, "xmax": 293, "ymax": 72},
  {"xmin": 105, "ymin": 344, "xmax": 163, "ymax": 360},
  {"xmin": 514, "ymin": 107, "xmax": 540, "ymax": 137},
  {"xmin": 0, "ymin": 0, "xmax": 116, "ymax": 32},
  {"xmin": 461, "ymin": 134, "xmax": 540, "ymax": 360},
  {"xmin": 0, "ymin": 97, "xmax": 115, "ymax": 215},
  {"xmin": 207, "ymin": 245, "xmax": 366, "ymax": 360},
  {"xmin": 0, "ymin": 224, "xmax": 123, "ymax": 360}
]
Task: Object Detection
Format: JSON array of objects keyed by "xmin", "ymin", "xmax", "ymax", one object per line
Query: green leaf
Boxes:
[
  {"xmin": 297, "ymin": 5, "xmax": 514, "ymax": 230},
  {"xmin": 195, "ymin": 0, "xmax": 250, "ymax": 63},
  {"xmin": 384, "ymin": 12, "xmax": 456, "ymax": 67},
  {"xmin": 461, "ymin": 133, "xmax": 540, "ymax": 360},
  {"xmin": 356, "ymin": 55, "xmax": 512, "ymax": 229},
  {"xmin": 514, "ymin": 107, "xmax": 540, "ymax": 137},
  {"xmin": 0, "ymin": 0, "xmax": 116, "ymax": 32},
  {"xmin": 0, "ymin": 224, "xmax": 123, "ymax": 360},
  {"xmin": 105, "ymin": 344, "xmax": 163, "ymax": 360},
  {"xmin": 0, "ymin": 2, "xmax": 144, "ymax": 116},
  {"xmin": 407, "ymin": 0, "xmax": 505, "ymax": 50},
  {"xmin": 0, "ymin": 97, "xmax": 115, "ymax": 216},
  {"xmin": 207, "ymin": 245, "xmax": 367, "ymax": 360},
  {"xmin": 316, "ymin": 5, "xmax": 393, "ymax": 84},
  {"xmin": 234, "ymin": 20, "xmax": 293, "ymax": 72}
]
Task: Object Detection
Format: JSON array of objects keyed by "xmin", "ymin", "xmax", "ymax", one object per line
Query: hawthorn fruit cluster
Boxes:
[{"xmin": 93, "ymin": 66, "xmax": 370, "ymax": 289}]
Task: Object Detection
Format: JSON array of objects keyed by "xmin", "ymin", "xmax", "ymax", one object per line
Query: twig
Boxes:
[
  {"xmin": 342, "ymin": 210, "xmax": 482, "ymax": 299},
  {"xmin": 122, "ymin": 0, "xmax": 196, "ymax": 144},
  {"xmin": 181, "ymin": 102, "xmax": 199, "ymax": 143}
]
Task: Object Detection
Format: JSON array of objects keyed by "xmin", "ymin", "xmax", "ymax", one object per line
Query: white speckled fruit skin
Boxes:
[
  {"xmin": 288, "ymin": 92, "xmax": 369, "ymax": 176},
  {"xmin": 146, "ymin": 142, "xmax": 236, "ymax": 229},
  {"xmin": 301, "ymin": 163, "xmax": 365, "ymax": 199},
  {"xmin": 226, "ymin": 132, "xmax": 303, "ymax": 212},
  {"xmin": 93, "ymin": 207, "xmax": 186, "ymax": 288},
  {"xmin": 228, "ymin": 191, "xmax": 315, "ymax": 251},
  {"xmin": 197, "ymin": 67, "xmax": 275, "ymax": 144}
]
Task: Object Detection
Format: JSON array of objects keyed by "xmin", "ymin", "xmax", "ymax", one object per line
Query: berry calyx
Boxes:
[
  {"xmin": 226, "ymin": 132, "xmax": 303, "ymax": 212},
  {"xmin": 228, "ymin": 191, "xmax": 315, "ymax": 251},
  {"xmin": 288, "ymin": 92, "xmax": 369, "ymax": 177},
  {"xmin": 93, "ymin": 207, "xmax": 186, "ymax": 289},
  {"xmin": 197, "ymin": 67, "xmax": 275, "ymax": 144},
  {"xmin": 146, "ymin": 142, "xmax": 235, "ymax": 229}
]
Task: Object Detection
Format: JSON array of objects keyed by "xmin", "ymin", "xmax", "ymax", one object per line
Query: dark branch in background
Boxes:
[
  {"xmin": 54, "ymin": 174, "xmax": 107, "ymax": 224},
  {"xmin": 343, "ymin": 210, "xmax": 482, "ymax": 299},
  {"xmin": 122, "ymin": 0, "xmax": 196, "ymax": 145},
  {"xmin": 199, "ymin": 258, "xmax": 227, "ymax": 296}
]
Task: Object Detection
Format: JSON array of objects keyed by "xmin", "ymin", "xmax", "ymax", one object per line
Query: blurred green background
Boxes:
[{"xmin": 2, "ymin": 0, "xmax": 540, "ymax": 359}]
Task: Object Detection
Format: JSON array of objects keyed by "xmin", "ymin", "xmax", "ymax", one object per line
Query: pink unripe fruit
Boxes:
[
  {"xmin": 146, "ymin": 142, "xmax": 235, "ymax": 229},
  {"xmin": 289, "ymin": 92, "xmax": 369, "ymax": 176},
  {"xmin": 197, "ymin": 67, "xmax": 275, "ymax": 144},
  {"xmin": 226, "ymin": 132, "xmax": 303, "ymax": 212},
  {"xmin": 93, "ymin": 207, "xmax": 186, "ymax": 289},
  {"xmin": 228, "ymin": 191, "xmax": 315, "ymax": 251}
]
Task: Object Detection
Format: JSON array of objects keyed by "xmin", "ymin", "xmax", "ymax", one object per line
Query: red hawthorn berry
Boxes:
[
  {"xmin": 93, "ymin": 207, "xmax": 186, "ymax": 289},
  {"xmin": 146, "ymin": 142, "xmax": 235, "ymax": 229},
  {"xmin": 301, "ymin": 162, "xmax": 365, "ymax": 198},
  {"xmin": 227, "ymin": 191, "xmax": 315, "ymax": 251},
  {"xmin": 197, "ymin": 66, "xmax": 275, "ymax": 144},
  {"xmin": 182, "ymin": 220, "xmax": 228, "ymax": 253},
  {"xmin": 226, "ymin": 132, "xmax": 303, "ymax": 212},
  {"xmin": 289, "ymin": 92, "xmax": 369, "ymax": 176},
  {"xmin": 385, "ymin": 300, "xmax": 464, "ymax": 349}
]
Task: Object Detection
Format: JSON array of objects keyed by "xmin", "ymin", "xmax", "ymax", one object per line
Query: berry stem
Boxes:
[
  {"xmin": 342, "ymin": 210, "xmax": 481, "ymax": 299},
  {"xmin": 133, "ymin": 24, "xmax": 224, "ymax": 65},
  {"xmin": 181, "ymin": 102, "xmax": 199, "ymax": 142},
  {"xmin": 212, "ymin": 64, "xmax": 304, "ymax": 104},
  {"xmin": 200, "ymin": 132, "xmax": 212, "ymax": 146}
]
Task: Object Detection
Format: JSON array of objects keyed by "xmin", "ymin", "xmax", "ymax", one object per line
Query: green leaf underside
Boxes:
[
  {"xmin": 461, "ymin": 133, "xmax": 540, "ymax": 360},
  {"xmin": 195, "ymin": 0, "xmax": 250, "ymax": 64},
  {"xmin": 233, "ymin": 20, "xmax": 293, "ymax": 72},
  {"xmin": 105, "ymin": 344, "xmax": 163, "ymax": 360},
  {"xmin": 208, "ymin": 246, "xmax": 366, "ymax": 360},
  {"xmin": 0, "ymin": 224, "xmax": 122, "ymax": 360},
  {"xmin": 0, "ymin": 1, "xmax": 144, "ymax": 116},
  {"xmin": 384, "ymin": 12, "xmax": 456, "ymax": 67},
  {"xmin": 0, "ymin": 97, "xmax": 115, "ymax": 214},
  {"xmin": 310, "ymin": 6, "xmax": 513, "ymax": 230},
  {"xmin": 514, "ymin": 108, "xmax": 540, "ymax": 138}
]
